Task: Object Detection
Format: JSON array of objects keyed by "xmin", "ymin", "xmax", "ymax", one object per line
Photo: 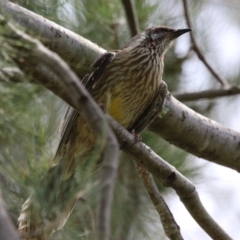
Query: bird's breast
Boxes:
[
  {"xmin": 107, "ymin": 79, "xmax": 159, "ymax": 128},
  {"xmin": 108, "ymin": 96, "xmax": 125, "ymax": 125},
  {"xmin": 93, "ymin": 51, "xmax": 163, "ymax": 128}
]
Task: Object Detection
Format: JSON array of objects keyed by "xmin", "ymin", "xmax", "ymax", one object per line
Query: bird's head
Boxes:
[{"xmin": 125, "ymin": 26, "xmax": 191, "ymax": 56}]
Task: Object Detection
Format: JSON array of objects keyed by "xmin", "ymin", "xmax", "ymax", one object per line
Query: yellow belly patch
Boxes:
[{"xmin": 109, "ymin": 96, "xmax": 125, "ymax": 124}]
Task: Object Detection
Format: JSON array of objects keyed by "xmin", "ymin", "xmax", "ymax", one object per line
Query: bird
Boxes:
[{"xmin": 18, "ymin": 26, "xmax": 191, "ymax": 239}]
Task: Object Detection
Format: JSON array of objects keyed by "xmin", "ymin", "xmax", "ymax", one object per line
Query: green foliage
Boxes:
[
  {"xmin": 14, "ymin": 0, "xmax": 64, "ymax": 22},
  {"xmin": 0, "ymin": 82, "xmax": 63, "ymax": 224}
]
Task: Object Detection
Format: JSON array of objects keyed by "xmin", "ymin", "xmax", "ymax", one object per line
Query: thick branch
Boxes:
[
  {"xmin": 121, "ymin": 0, "xmax": 140, "ymax": 37},
  {"xmin": 136, "ymin": 164, "xmax": 183, "ymax": 240},
  {"xmin": 109, "ymin": 117, "xmax": 232, "ymax": 240},
  {"xmin": 173, "ymin": 85, "xmax": 240, "ymax": 101},
  {"xmin": 149, "ymin": 94, "xmax": 240, "ymax": 171},
  {"xmin": 0, "ymin": 189, "xmax": 20, "ymax": 240},
  {"xmin": 182, "ymin": 0, "xmax": 229, "ymax": 87}
]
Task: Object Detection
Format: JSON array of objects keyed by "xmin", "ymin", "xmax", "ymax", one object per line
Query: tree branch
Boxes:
[
  {"xmin": 173, "ymin": 85, "xmax": 240, "ymax": 101},
  {"xmin": 149, "ymin": 94, "xmax": 240, "ymax": 172},
  {"xmin": 0, "ymin": 189, "xmax": 20, "ymax": 240},
  {"xmin": 182, "ymin": 0, "xmax": 229, "ymax": 87},
  {"xmin": 108, "ymin": 117, "xmax": 232, "ymax": 240},
  {"xmin": 2, "ymin": 19, "xmax": 119, "ymax": 240},
  {"xmin": 136, "ymin": 164, "xmax": 183, "ymax": 240},
  {"xmin": 121, "ymin": 0, "xmax": 140, "ymax": 37}
]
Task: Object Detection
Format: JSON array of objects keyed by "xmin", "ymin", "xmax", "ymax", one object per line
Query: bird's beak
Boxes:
[{"xmin": 171, "ymin": 28, "xmax": 192, "ymax": 39}]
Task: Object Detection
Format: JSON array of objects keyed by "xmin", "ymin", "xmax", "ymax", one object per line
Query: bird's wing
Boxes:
[
  {"xmin": 129, "ymin": 81, "xmax": 168, "ymax": 134},
  {"xmin": 55, "ymin": 51, "xmax": 116, "ymax": 156},
  {"xmin": 85, "ymin": 51, "xmax": 116, "ymax": 93}
]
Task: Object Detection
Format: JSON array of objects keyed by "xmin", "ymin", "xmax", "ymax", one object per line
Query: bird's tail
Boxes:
[{"xmin": 18, "ymin": 156, "xmax": 84, "ymax": 240}]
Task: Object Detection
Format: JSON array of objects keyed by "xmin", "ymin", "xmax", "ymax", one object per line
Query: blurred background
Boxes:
[{"xmin": 1, "ymin": 0, "xmax": 240, "ymax": 239}]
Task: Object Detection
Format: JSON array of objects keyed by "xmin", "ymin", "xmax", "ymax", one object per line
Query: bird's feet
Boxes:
[
  {"xmin": 130, "ymin": 129, "xmax": 142, "ymax": 143},
  {"xmin": 98, "ymin": 103, "xmax": 106, "ymax": 113}
]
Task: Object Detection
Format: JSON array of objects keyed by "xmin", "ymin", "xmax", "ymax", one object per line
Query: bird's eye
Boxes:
[{"xmin": 150, "ymin": 31, "xmax": 164, "ymax": 41}]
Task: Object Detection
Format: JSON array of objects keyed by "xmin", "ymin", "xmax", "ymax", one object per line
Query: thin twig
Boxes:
[
  {"xmin": 182, "ymin": 0, "xmax": 229, "ymax": 87},
  {"xmin": 108, "ymin": 117, "xmax": 233, "ymax": 240},
  {"xmin": 173, "ymin": 85, "xmax": 240, "ymax": 101},
  {"xmin": 121, "ymin": 0, "xmax": 140, "ymax": 37},
  {"xmin": 3, "ymin": 19, "xmax": 119, "ymax": 240},
  {"xmin": 136, "ymin": 163, "xmax": 184, "ymax": 240},
  {"xmin": 0, "ymin": 189, "xmax": 20, "ymax": 240}
]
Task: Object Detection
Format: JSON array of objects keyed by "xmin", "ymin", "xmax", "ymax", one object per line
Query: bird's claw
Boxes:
[
  {"xmin": 130, "ymin": 129, "xmax": 142, "ymax": 143},
  {"xmin": 98, "ymin": 103, "xmax": 106, "ymax": 113}
]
